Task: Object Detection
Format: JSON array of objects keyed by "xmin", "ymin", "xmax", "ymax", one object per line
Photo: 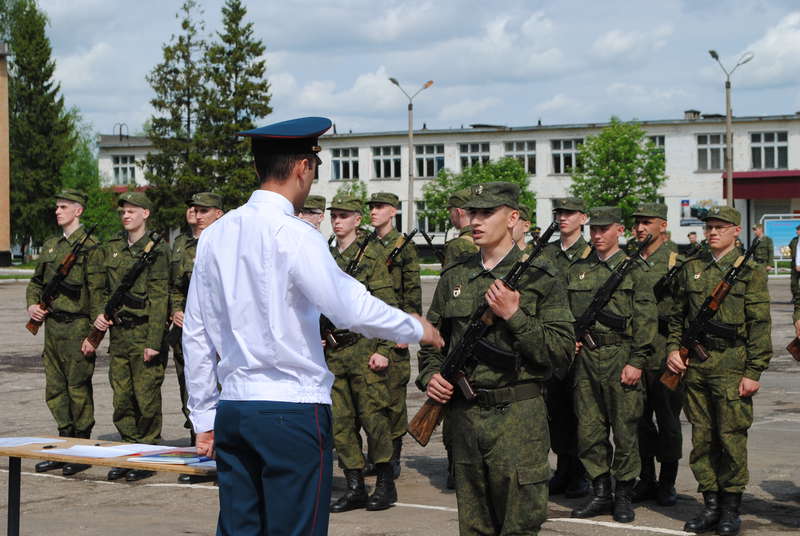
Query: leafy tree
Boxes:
[
  {"xmin": 144, "ymin": 0, "xmax": 206, "ymax": 232},
  {"xmin": 196, "ymin": 0, "xmax": 271, "ymax": 211},
  {"xmin": 421, "ymin": 157, "xmax": 535, "ymax": 233},
  {"xmin": 8, "ymin": 0, "xmax": 74, "ymax": 251},
  {"xmin": 569, "ymin": 117, "xmax": 666, "ymax": 226},
  {"xmin": 335, "ymin": 179, "xmax": 370, "ymax": 219}
]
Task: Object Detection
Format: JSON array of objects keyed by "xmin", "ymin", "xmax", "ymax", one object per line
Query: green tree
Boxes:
[
  {"xmin": 8, "ymin": 0, "xmax": 74, "ymax": 251},
  {"xmin": 144, "ymin": 0, "xmax": 206, "ymax": 232},
  {"xmin": 421, "ymin": 157, "xmax": 535, "ymax": 232},
  {"xmin": 335, "ymin": 179, "xmax": 370, "ymax": 219},
  {"xmin": 569, "ymin": 117, "xmax": 666, "ymax": 226},
  {"xmin": 196, "ymin": 0, "xmax": 271, "ymax": 210}
]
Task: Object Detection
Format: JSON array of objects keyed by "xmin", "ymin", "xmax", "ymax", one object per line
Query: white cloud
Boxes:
[
  {"xmin": 438, "ymin": 97, "xmax": 501, "ymax": 121},
  {"xmin": 591, "ymin": 25, "xmax": 672, "ymax": 62},
  {"xmin": 291, "ymin": 66, "xmax": 405, "ymax": 114},
  {"xmin": 536, "ymin": 94, "xmax": 580, "ymax": 113},
  {"xmin": 363, "ymin": 2, "xmax": 436, "ymax": 42},
  {"xmin": 54, "ymin": 42, "xmax": 113, "ymax": 90},
  {"xmin": 736, "ymin": 11, "xmax": 800, "ymax": 87}
]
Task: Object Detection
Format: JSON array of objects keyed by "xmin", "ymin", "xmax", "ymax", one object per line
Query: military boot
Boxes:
[
  {"xmin": 571, "ymin": 473, "xmax": 613, "ymax": 518},
  {"xmin": 549, "ymin": 455, "xmax": 570, "ymax": 495},
  {"xmin": 631, "ymin": 456, "xmax": 658, "ymax": 503},
  {"xmin": 565, "ymin": 456, "xmax": 590, "ymax": 498},
  {"xmin": 330, "ymin": 469, "xmax": 368, "ymax": 513},
  {"xmin": 656, "ymin": 461, "xmax": 679, "ymax": 506},
  {"xmin": 717, "ymin": 492, "xmax": 742, "ymax": 536},
  {"xmin": 683, "ymin": 491, "xmax": 721, "ymax": 533},
  {"xmin": 366, "ymin": 463, "xmax": 397, "ymax": 511},
  {"xmin": 613, "ymin": 479, "xmax": 636, "ymax": 523},
  {"xmin": 390, "ymin": 437, "xmax": 402, "ymax": 480}
]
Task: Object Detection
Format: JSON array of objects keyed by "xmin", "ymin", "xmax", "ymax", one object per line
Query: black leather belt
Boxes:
[
  {"xmin": 699, "ymin": 334, "xmax": 745, "ymax": 352},
  {"xmin": 591, "ymin": 332, "xmax": 629, "ymax": 347},
  {"xmin": 473, "ymin": 382, "xmax": 542, "ymax": 407},
  {"xmin": 48, "ymin": 311, "xmax": 88, "ymax": 323}
]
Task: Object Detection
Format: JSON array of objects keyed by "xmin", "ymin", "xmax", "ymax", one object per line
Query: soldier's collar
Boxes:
[
  {"xmin": 594, "ymin": 248, "xmax": 626, "ymax": 269},
  {"xmin": 710, "ymin": 247, "xmax": 742, "ymax": 270},
  {"xmin": 470, "ymin": 245, "xmax": 521, "ymax": 281}
]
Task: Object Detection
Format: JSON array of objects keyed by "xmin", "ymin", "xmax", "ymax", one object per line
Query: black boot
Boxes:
[
  {"xmin": 366, "ymin": 463, "xmax": 397, "ymax": 511},
  {"xmin": 35, "ymin": 460, "xmax": 66, "ymax": 473},
  {"xmin": 632, "ymin": 456, "xmax": 658, "ymax": 503},
  {"xmin": 565, "ymin": 456, "xmax": 590, "ymax": 498},
  {"xmin": 330, "ymin": 469, "xmax": 368, "ymax": 513},
  {"xmin": 717, "ymin": 492, "xmax": 742, "ymax": 536},
  {"xmin": 656, "ymin": 461, "xmax": 679, "ymax": 506},
  {"xmin": 572, "ymin": 474, "xmax": 614, "ymax": 518},
  {"xmin": 613, "ymin": 479, "xmax": 636, "ymax": 523},
  {"xmin": 390, "ymin": 438, "xmax": 402, "ymax": 480},
  {"xmin": 549, "ymin": 455, "xmax": 570, "ymax": 495},
  {"xmin": 684, "ymin": 491, "xmax": 721, "ymax": 533}
]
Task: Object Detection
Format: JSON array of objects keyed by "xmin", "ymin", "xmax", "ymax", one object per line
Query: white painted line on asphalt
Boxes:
[
  {"xmin": 0, "ymin": 469, "xmax": 115, "ymax": 484},
  {"xmin": 547, "ymin": 518, "xmax": 692, "ymax": 535},
  {"xmin": 145, "ymin": 482, "xmax": 218, "ymax": 490},
  {"xmin": 395, "ymin": 502, "xmax": 457, "ymax": 512}
]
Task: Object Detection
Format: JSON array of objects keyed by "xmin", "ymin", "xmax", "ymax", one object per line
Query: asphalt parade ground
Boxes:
[{"xmin": 0, "ymin": 278, "xmax": 798, "ymax": 535}]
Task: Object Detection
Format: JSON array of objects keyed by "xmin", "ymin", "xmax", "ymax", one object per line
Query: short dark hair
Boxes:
[
  {"xmin": 252, "ymin": 140, "xmax": 317, "ymax": 182},
  {"xmin": 687, "ymin": 231, "xmax": 697, "ymax": 237}
]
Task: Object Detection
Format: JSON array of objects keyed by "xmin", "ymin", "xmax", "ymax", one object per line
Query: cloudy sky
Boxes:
[{"xmin": 36, "ymin": 0, "xmax": 800, "ymax": 136}]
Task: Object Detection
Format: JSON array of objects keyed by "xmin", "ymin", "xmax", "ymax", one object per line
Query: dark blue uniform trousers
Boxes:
[{"xmin": 214, "ymin": 400, "xmax": 333, "ymax": 536}]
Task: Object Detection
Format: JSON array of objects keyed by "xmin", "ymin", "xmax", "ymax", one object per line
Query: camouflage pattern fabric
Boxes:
[
  {"xmin": 752, "ymin": 235, "xmax": 773, "ymax": 267},
  {"xmin": 442, "ymin": 226, "xmax": 478, "ymax": 267},
  {"xmin": 169, "ymin": 233, "xmax": 198, "ymax": 430}
]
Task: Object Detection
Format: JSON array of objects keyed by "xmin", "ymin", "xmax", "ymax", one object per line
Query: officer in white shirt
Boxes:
[{"xmin": 182, "ymin": 117, "xmax": 443, "ymax": 536}]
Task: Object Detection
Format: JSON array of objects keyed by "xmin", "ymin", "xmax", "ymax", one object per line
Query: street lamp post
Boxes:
[
  {"xmin": 708, "ymin": 49, "xmax": 754, "ymax": 207},
  {"xmin": 389, "ymin": 78, "xmax": 433, "ymax": 233},
  {"xmin": 0, "ymin": 42, "xmax": 11, "ymax": 266}
]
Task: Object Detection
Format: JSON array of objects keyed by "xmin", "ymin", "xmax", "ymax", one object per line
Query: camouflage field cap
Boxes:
[
  {"xmin": 368, "ymin": 192, "xmax": 399, "ymax": 208},
  {"xmin": 463, "ymin": 182, "xmax": 520, "ymax": 210},
  {"xmin": 588, "ymin": 206, "xmax": 622, "ymax": 226},
  {"xmin": 447, "ymin": 188, "xmax": 472, "ymax": 209},
  {"xmin": 118, "ymin": 191, "xmax": 152, "ymax": 211},
  {"xmin": 552, "ymin": 197, "xmax": 586, "ymax": 213},
  {"xmin": 56, "ymin": 189, "xmax": 88, "ymax": 208},
  {"xmin": 702, "ymin": 205, "xmax": 741, "ymax": 226},
  {"xmin": 632, "ymin": 202, "xmax": 668, "ymax": 220},
  {"xmin": 518, "ymin": 205, "xmax": 531, "ymax": 222},
  {"xmin": 304, "ymin": 195, "xmax": 326, "ymax": 211},
  {"xmin": 188, "ymin": 192, "xmax": 223, "ymax": 209},
  {"xmin": 327, "ymin": 193, "xmax": 363, "ymax": 212}
]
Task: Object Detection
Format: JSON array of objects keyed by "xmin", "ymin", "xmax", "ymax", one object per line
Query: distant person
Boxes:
[
  {"xmin": 790, "ymin": 224, "xmax": 800, "ymax": 300},
  {"xmin": 442, "ymin": 188, "xmax": 478, "ymax": 266},
  {"xmin": 751, "ymin": 224, "xmax": 773, "ymax": 271},
  {"xmin": 688, "ymin": 231, "xmax": 698, "ymax": 245},
  {"xmin": 298, "ymin": 195, "xmax": 326, "ymax": 231}
]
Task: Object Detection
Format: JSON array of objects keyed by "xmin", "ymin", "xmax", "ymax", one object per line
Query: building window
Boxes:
[
  {"xmin": 551, "ymin": 138, "xmax": 582, "ymax": 174},
  {"xmin": 372, "ymin": 145, "xmax": 401, "ymax": 179},
  {"xmin": 459, "ymin": 142, "xmax": 490, "ymax": 169},
  {"xmin": 504, "ymin": 140, "xmax": 536, "ymax": 174},
  {"xmin": 415, "ymin": 144, "xmax": 445, "ymax": 178},
  {"xmin": 751, "ymin": 131, "xmax": 788, "ymax": 169},
  {"xmin": 697, "ymin": 134, "xmax": 725, "ymax": 171},
  {"xmin": 416, "ymin": 201, "xmax": 446, "ymax": 235},
  {"xmin": 112, "ymin": 155, "xmax": 136, "ymax": 185},
  {"xmin": 332, "ymin": 148, "xmax": 359, "ymax": 180},
  {"xmin": 649, "ymin": 135, "xmax": 665, "ymax": 149}
]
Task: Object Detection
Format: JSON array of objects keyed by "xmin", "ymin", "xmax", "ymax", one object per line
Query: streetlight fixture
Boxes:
[
  {"xmin": 708, "ymin": 49, "xmax": 754, "ymax": 207},
  {"xmin": 389, "ymin": 77, "xmax": 434, "ymax": 233}
]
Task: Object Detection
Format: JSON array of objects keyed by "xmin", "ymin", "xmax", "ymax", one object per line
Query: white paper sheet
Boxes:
[
  {"xmin": 34, "ymin": 444, "xmax": 177, "ymax": 458},
  {"xmin": 0, "ymin": 437, "xmax": 66, "ymax": 448}
]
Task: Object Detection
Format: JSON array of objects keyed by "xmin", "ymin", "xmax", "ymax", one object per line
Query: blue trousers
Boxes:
[{"xmin": 215, "ymin": 400, "xmax": 333, "ymax": 536}]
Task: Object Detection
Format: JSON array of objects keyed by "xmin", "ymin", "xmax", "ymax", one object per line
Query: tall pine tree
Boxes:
[
  {"xmin": 144, "ymin": 0, "xmax": 206, "ymax": 231},
  {"xmin": 197, "ymin": 0, "xmax": 271, "ymax": 210},
  {"xmin": 8, "ymin": 0, "xmax": 74, "ymax": 251}
]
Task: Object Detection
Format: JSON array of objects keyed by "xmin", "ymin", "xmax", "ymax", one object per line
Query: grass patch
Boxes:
[
  {"xmin": 421, "ymin": 268, "xmax": 441, "ymax": 276},
  {"xmin": 0, "ymin": 274, "xmax": 30, "ymax": 280}
]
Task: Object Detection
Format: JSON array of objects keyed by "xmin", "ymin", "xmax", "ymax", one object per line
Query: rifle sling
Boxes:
[
  {"xmin": 595, "ymin": 309, "xmax": 628, "ymax": 331},
  {"xmin": 58, "ymin": 280, "xmax": 83, "ymax": 301},
  {"xmin": 474, "ymin": 338, "xmax": 519, "ymax": 372},
  {"xmin": 122, "ymin": 293, "xmax": 147, "ymax": 310}
]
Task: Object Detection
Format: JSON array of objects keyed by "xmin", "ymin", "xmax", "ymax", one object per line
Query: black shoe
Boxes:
[
  {"xmin": 565, "ymin": 458, "xmax": 590, "ymax": 498},
  {"xmin": 613, "ymin": 479, "xmax": 636, "ymax": 523},
  {"xmin": 35, "ymin": 460, "xmax": 66, "ymax": 473},
  {"xmin": 572, "ymin": 474, "xmax": 614, "ymax": 518},
  {"xmin": 366, "ymin": 463, "xmax": 397, "ymax": 511},
  {"xmin": 330, "ymin": 469, "xmax": 368, "ymax": 513},
  {"xmin": 657, "ymin": 461, "xmax": 679, "ymax": 507},
  {"xmin": 125, "ymin": 469, "xmax": 155, "ymax": 482},
  {"xmin": 717, "ymin": 492, "xmax": 742, "ymax": 536},
  {"xmin": 62, "ymin": 463, "xmax": 91, "ymax": 476},
  {"xmin": 684, "ymin": 491, "xmax": 721, "ymax": 533},
  {"xmin": 107, "ymin": 467, "xmax": 131, "ymax": 481},
  {"xmin": 631, "ymin": 478, "xmax": 658, "ymax": 503},
  {"xmin": 549, "ymin": 455, "xmax": 570, "ymax": 496},
  {"xmin": 178, "ymin": 473, "xmax": 193, "ymax": 483},
  {"xmin": 390, "ymin": 437, "xmax": 402, "ymax": 480},
  {"xmin": 178, "ymin": 473, "xmax": 216, "ymax": 484}
]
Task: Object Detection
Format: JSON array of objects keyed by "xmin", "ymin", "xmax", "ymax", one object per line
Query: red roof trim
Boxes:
[{"xmin": 722, "ymin": 169, "xmax": 800, "ymax": 179}]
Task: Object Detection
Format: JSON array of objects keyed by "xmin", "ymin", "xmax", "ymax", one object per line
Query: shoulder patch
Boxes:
[
  {"xmin": 580, "ymin": 245, "xmax": 593, "ymax": 259},
  {"xmin": 668, "ymin": 251, "xmax": 678, "ymax": 269}
]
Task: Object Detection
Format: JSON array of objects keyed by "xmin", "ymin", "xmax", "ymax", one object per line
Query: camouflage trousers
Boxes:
[
  {"xmin": 683, "ymin": 346, "xmax": 753, "ymax": 494},
  {"xmin": 792, "ymin": 270, "xmax": 800, "ymax": 301},
  {"xmin": 574, "ymin": 343, "xmax": 644, "ymax": 482},
  {"xmin": 448, "ymin": 394, "xmax": 550, "ymax": 536},
  {"xmin": 42, "ymin": 316, "xmax": 95, "ymax": 437},
  {"xmin": 387, "ymin": 346, "xmax": 411, "ymax": 439},
  {"xmin": 170, "ymin": 336, "xmax": 191, "ymax": 431},
  {"xmin": 109, "ymin": 324, "xmax": 166, "ymax": 444}
]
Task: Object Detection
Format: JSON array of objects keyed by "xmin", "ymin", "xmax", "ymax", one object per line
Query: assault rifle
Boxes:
[
  {"xmin": 786, "ymin": 337, "xmax": 800, "ymax": 362},
  {"xmin": 652, "ymin": 242, "xmax": 703, "ymax": 300},
  {"xmin": 386, "ymin": 229, "xmax": 417, "ymax": 269},
  {"xmin": 26, "ymin": 225, "xmax": 97, "ymax": 335},
  {"xmin": 660, "ymin": 238, "xmax": 760, "ymax": 390},
  {"xmin": 419, "ymin": 229, "xmax": 445, "ymax": 265},
  {"xmin": 84, "ymin": 232, "xmax": 164, "ymax": 349},
  {"xmin": 407, "ymin": 221, "xmax": 558, "ymax": 447},
  {"xmin": 321, "ymin": 229, "xmax": 378, "ymax": 349},
  {"xmin": 573, "ymin": 235, "xmax": 653, "ymax": 351}
]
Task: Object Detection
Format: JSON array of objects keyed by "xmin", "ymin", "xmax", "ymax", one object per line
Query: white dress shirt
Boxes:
[{"xmin": 183, "ymin": 190, "xmax": 423, "ymax": 432}]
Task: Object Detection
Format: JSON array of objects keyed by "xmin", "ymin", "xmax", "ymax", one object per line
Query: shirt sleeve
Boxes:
[
  {"xmin": 628, "ymin": 268, "xmax": 657, "ymax": 369},
  {"xmin": 291, "ymin": 230, "xmax": 423, "ymax": 344},
  {"xmin": 743, "ymin": 264, "xmax": 773, "ymax": 381}
]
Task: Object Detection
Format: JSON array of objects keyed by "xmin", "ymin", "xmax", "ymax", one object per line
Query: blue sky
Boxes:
[{"xmin": 38, "ymin": 0, "xmax": 800, "ymax": 136}]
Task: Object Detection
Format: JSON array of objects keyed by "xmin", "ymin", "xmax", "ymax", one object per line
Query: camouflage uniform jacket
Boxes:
[
  {"xmin": 667, "ymin": 248, "xmax": 772, "ymax": 381},
  {"xmin": 541, "ymin": 235, "xmax": 591, "ymax": 282},
  {"xmin": 443, "ymin": 226, "xmax": 478, "ymax": 267},
  {"xmin": 374, "ymin": 228, "xmax": 422, "ymax": 315},
  {"xmin": 27, "ymin": 226, "xmax": 98, "ymax": 315},
  {"xmin": 87, "ymin": 232, "xmax": 170, "ymax": 350},
  {"xmin": 169, "ymin": 233, "xmax": 198, "ymax": 315},
  {"xmin": 417, "ymin": 246, "xmax": 575, "ymax": 391},
  {"xmin": 752, "ymin": 235, "xmax": 774, "ymax": 267}
]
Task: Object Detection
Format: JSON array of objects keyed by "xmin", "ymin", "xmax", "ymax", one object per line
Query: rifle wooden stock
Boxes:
[
  {"xmin": 85, "ymin": 324, "xmax": 108, "ymax": 349},
  {"xmin": 26, "ymin": 313, "xmax": 45, "ymax": 335},
  {"xmin": 407, "ymin": 398, "xmax": 445, "ymax": 447},
  {"xmin": 787, "ymin": 337, "xmax": 800, "ymax": 362},
  {"xmin": 660, "ymin": 347, "xmax": 689, "ymax": 391}
]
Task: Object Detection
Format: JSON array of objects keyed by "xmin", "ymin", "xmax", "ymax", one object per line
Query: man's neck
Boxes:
[
  {"xmin": 337, "ymin": 231, "xmax": 357, "ymax": 252},
  {"xmin": 127, "ymin": 226, "xmax": 146, "ymax": 245},
  {"xmin": 642, "ymin": 237, "xmax": 665, "ymax": 259},
  {"xmin": 597, "ymin": 246, "xmax": 620, "ymax": 262},
  {"xmin": 191, "ymin": 226, "xmax": 200, "ymax": 239},
  {"xmin": 62, "ymin": 220, "xmax": 81, "ymax": 238},
  {"xmin": 711, "ymin": 244, "xmax": 736, "ymax": 262},
  {"xmin": 560, "ymin": 230, "xmax": 581, "ymax": 250},
  {"xmin": 376, "ymin": 221, "xmax": 393, "ymax": 239},
  {"xmin": 481, "ymin": 238, "xmax": 515, "ymax": 271},
  {"xmin": 261, "ymin": 181, "xmax": 301, "ymax": 211}
]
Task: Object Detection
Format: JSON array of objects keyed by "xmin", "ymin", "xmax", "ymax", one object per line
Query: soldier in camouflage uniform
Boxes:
[
  {"xmin": 512, "ymin": 204, "xmax": 532, "ymax": 250},
  {"xmin": 84, "ymin": 191, "xmax": 170, "ymax": 482},
  {"xmin": 26, "ymin": 190, "xmax": 98, "ymax": 476},
  {"xmin": 629, "ymin": 203, "xmax": 684, "ymax": 507},
  {"xmin": 751, "ymin": 224, "xmax": 774, "ymax": 271},
  {"xmin": 418, "ymin": 182, "xmax": 575, "ymax": 535},
  {"xmin": 667, "ymin": 206, "xmax": 772, "ymax": 536},
  {"xmin": 368, "ymin": 192, "xmax": 421, "ymax": 479},
  {"xmin": 443, "ymin": 188, "xmax": 478, "ymax": 266},
  {"xmin": 541, "ymin": 197, "xmax": 592, "ymax": 499},
  {"xmin": 326, "ymin": 194, "xmax": 401, "ymax": 513},
  {"xmin": 298, "ymin": 194, "xmax": 326, "ymax": 231},
  {"xmin": 567, "ymin": 206, "xmax": 657, "ymax": 523}
]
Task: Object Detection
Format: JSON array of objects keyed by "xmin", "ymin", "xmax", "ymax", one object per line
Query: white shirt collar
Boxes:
[{"xmin": 248, "ymin": 189, "xmax": 294, "ymax": 216}]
